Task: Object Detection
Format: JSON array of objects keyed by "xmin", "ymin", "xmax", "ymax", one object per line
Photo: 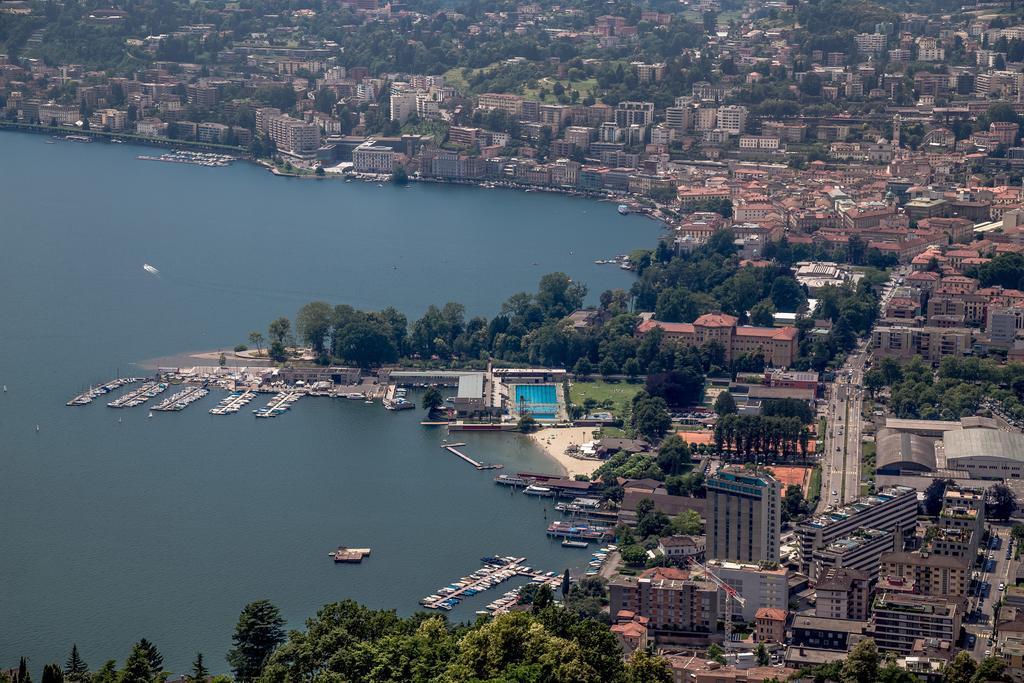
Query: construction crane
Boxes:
[{"xmin": 687, "ymin": 559, "xmax": 746, "ymax": 642}]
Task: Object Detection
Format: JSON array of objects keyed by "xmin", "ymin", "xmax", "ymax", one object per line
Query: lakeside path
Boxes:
[{"xmin": 528, "ymin": 427, "xmax": 603, "ymax": 478}]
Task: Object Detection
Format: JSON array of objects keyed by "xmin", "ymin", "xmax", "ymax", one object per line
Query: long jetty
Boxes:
[
  {"xmin": 66, "ymin": 377, "xmax": 141, "ymax": 406},
  {"xmin": 108, "ymin": 382, "xmax": 167, "ymax": 408},
  {"xmin": 210, "ymin": 390, "xmax": 256, "ymax": 415},
  {"xmin": 254, "ymin": 391, "xmax": 300, "ymax": 418},
  {"xmin": 441, "ymin": 443, "xmax": 503, "ymax": 470}
]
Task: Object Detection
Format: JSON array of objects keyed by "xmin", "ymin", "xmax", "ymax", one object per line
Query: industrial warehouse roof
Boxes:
[
  {"xmin": 875, "ymin": 428, "xmax": 937, "ymax": 474},
  {"xmin": 945, "ymin": 428, "xmax": 1024, "ymax": 463}
]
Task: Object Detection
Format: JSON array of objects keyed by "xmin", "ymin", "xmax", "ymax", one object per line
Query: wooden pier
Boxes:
[{"xmin": 441, "ymin": 443, "xmax": 504, "ymax": 470}]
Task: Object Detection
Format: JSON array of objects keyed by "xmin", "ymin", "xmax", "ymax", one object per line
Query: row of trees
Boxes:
[{"xmin": 713, "ymin": 414, "xmax": 812, "ymax": 461}]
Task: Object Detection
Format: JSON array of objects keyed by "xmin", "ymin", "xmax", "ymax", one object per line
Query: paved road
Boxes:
[
  {"xmin": 816, "ymin": 270, "xmax": 903, "ymax": 513},
  {"xmin": 964, "ymin": 525, "xmax": 1020, "ymax": 659}
]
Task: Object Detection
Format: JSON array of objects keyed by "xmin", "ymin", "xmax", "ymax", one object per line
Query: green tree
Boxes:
[
  {"xmin": 707, "ymin": 644, "xmax": 726, "ymax": 665},
  {"xmin": 268, "ymin": 317, "xmax": 291, "ymax": 347},
  {"xmin": 632, "ymin": 394, "xmax": 672, "ymax": 441},
  {"xmin": 573, "ymin": 357, "xmax": 592, "ymax": 379},
  {"xmin": 518, "ymin": 414, "xmax": 538, "ymax": 433},
  {"xmin": 924, "ymin": 479, "xmax": 950, "ymax": 516},
  {"xmin": 620, "ymin": 544, "xmax": 648, "ymax": 567},
  {"xmin": 624, "ymin": 650, "xmax": 672, "ymax": 682},
  {"xmin": 65, "ymin": 645, "xmax": 88, "ymax": 682},
  {"xmin": 783, "ymin": 484, "xmax": 809, "ymax": 521},
  {"xmin": 187, "ymin": 654, "xmax": 208, "ymax": 683},
  {"xmin": 89, "ymin": 662, "xmax": 116, "ymax": 683},
  {"xmin": 227, "ymin": 600, "xmax": 286, "ymax": 683},
  {"xmin": 841, "ymin": 638, "xmax": 879, "ymax": 683},
  {"xmin": 942, "ymin": 651, "xmax": 977, "ymax": 683},
  {"xmin": 750, "ymin": 298, "xmax": 776, "ymax": 327},
  {"xmin": 656, "ymin": 435, "xmax": 692, "ymax": 476},
  {"xmin": 971, "ymin": 656, "xmax": 1009, "ymax": 683},
  {"xmin": 422, "ymin": 386, "xmax": 444, "ymax": 414},
  {"xmin": 755, "ymin": 643, "xmax": 769, "ymax": 666},
  {"xmin": 987, "ymin": 482, "xmax": 1017, "ymax": 520},
  {"xmin": 247, "ymin": 332, "xmax": 264, "ymax": 357},
  {"xmin": 121, "ymin": 643, "xmax": 154, "ymax": 683},
  {"xmin": 136, "ymin": 640, "xmax": 163, "ymax": 679},
  {"xmin": 671, "ymin": 509, "xmax": 702, "ymax": 535},
  {"xmin": 714, "ymin": 391, "xmax": 737, "ymax": 415},
  {"xmin": 40, "ymin": 664, "xmax": 63, "ymax": 683},
  {"xmin": 296, "ymin": 302, "xmax": 333, "ymax": 356}
]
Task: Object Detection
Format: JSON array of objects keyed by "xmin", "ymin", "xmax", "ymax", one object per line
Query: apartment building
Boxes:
[
  {"xmin": 705, "ymin": 467, "xmax": 782, "ymax": 563},
  {"xmin": 810, "ymin": 528, "xmax": 896, "ymax": 583},
  {"xmin": 476, "ymin": 92, "xmax": 524, "ymax": 115},
  {"xmin": 871, "ymin": 325, "xmax": 974, "ymax": 364},
  {"xmin": 609, "ymin": 567, "xmax": 719, "ymax": 633},
  {"xmin": 794, "ymin": 486, "xmax": 917, "ymax": 574},
  {"xmin": 815, "ymin": 568, "xmax": 871, "ymax": 621},
  {"xmin": 717, "ymin": 105, "xmax": 748, "ymax": 134},
  {"xmin": 266, "ymin": 113, "xmax": 321, "ymax": 154},
  {"xmin": 871, "ymin": 593, "xmax": 961, "ymax": 654},
  {"xmin": 879, "ymin": 551, "xmax": 970, "ymax": 598},
  {"xmin": 614, "ymin": 101, "xmax": 655, "ymax": 127}
]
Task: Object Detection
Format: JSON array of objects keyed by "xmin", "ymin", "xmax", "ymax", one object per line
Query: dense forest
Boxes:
[{"xmin": 6, "ymin": 598, "xmax": 675, "ymax": 683}]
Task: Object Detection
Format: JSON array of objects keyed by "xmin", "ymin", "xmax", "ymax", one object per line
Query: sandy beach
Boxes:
[{"xmin": 528, "ymin": 426, "xmax": 604, "ymax": 478}]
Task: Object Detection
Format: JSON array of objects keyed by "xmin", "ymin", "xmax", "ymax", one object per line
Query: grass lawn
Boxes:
[
  {"xmin": 807, "ymin": 465, "xmax": 822, "ymax": 505},
  {"xmin": 522, "ymin": 76, "xmax": 600, "ymax": 103},
  {"xmin": 570, "ymin": 379, "xmax": 644, "ymax": 414}
]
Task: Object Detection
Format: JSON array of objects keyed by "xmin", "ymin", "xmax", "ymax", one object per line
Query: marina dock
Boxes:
[
  {"xmin": 66, "ymin": 377, "xmax": 141, "ymax": 406},
  {"xmin": 441, "ymin": 443, "xmax": 504, "ymax": 470},
  {"xmin": 210, "ymin": 390, "xmax": 256, "ymax": 415},
  {"xmin": 420, "ymin": 556, "xmax": 561, "ymax": 613},
  {"xmin": 152, "ymin": 386, "xmax": 209, "ymax": 412},
  {"xmin": 107, "ymin": 382, "xmax": 168, "ymax": 408},
  {"xmin": 254, "ymin": 391, "xmax": 300, "ymax": 418}
]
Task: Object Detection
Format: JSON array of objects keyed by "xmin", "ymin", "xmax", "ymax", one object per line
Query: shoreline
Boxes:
[
  {"xmin": 2, "ymin": 125, "xmax": 673, "ymax": 225},
  {"xmin": 527, "ymin": 426, "xmax": 604, "ymax": 479}
]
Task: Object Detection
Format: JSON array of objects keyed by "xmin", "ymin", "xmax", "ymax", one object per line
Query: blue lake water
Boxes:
[{"xmin": 0, "ymin": 131, "xmax": 659, "ymax": 672}]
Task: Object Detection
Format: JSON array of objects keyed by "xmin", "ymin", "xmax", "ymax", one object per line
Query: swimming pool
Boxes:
[{"xmin": 513, "ymin": 384, "xmax": 559, "ymax": 420}]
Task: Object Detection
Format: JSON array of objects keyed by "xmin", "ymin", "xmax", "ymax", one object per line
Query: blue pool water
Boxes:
[{"xmin": 514, "ymin": 384, "xmax": 559, "ymax": 419}]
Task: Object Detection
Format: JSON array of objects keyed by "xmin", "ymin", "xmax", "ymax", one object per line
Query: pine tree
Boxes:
[
  {"xmin": 136, "ymin": 640, "xmax": 163, "ymax": 678},
  {"xmin": 188, "ymin": 653, "xmax": 209, "ymax": 683},
  {"xmin": 227, "ymin": 600, "xmax": 286, "ymax": 682},
  {"xmin": 121, "ymin": 645, "xmax": 153, "ymax": 683},
  {"xmin": 64, "ymin": 645, "xmax": 88, "ymax": 681}
]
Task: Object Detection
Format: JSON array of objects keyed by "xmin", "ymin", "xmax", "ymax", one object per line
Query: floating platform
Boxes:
[{"xmin": 330, "ymin": 546, "xmax": 371, "ymax": 563}]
